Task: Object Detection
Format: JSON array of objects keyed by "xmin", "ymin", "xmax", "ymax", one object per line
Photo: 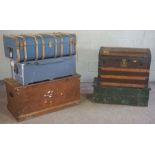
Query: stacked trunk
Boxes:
[
  {"xmin": 93, "ymin": 47, "xmax": 151, "ymax": 106},
  {"xmin": 3, "ymin": 32, "xmax": 80, "ymax": 121}
]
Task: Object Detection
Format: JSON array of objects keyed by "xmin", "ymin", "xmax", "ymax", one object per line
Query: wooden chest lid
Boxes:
[{"xmin": 99, "ymin": 47, "xmax": 151, "ymax": 57}]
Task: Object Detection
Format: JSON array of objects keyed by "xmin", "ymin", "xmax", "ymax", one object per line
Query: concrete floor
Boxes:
[{"xmin": 0, "ymin": 81, "xmax": 155, "ymax": 124}]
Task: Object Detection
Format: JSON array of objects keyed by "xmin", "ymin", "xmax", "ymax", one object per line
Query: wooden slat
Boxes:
[
  {"xmin": 101, "ymin": 53, "xmax": 148, "ymax": 57},
  {"xmin": 99, "ymin": 75, "xmax": 147, "ymax": 80},
  {"xmin": 100, "ymin": 82, "xmax": 145, "ymax": 88},
  {"xmin": 100, "ymin": 47, "xmax": 150, "ymax": 53},
  {"xmin": 99, "ymin": 67, "xmax": 149, "ymax": 73}
]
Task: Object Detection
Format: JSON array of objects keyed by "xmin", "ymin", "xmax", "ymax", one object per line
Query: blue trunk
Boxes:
[
  {"xmin": 11, "ymin": 55, "xmax": 76, "ymax": 85},
  {"xmin": 3, "ymin": 33, "xmax": 76, "ymax": 62}
]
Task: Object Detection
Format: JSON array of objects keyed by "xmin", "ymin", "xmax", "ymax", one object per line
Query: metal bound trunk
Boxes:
[
  {"xmin": 93, "ymin": 78, "xmax": 150, "ymax": 106},
  {"xmin": 4, "ymin": 75, "xmax": 80, "ymax": 121},
  {"xmin": 98, "ymin": 47, "xmax": 151, "ymax": 88},
  {"xmin": 10, "ymin": 55, "xmax": 76, "ymax": 85},
  {"xmin": 3, "ymin": 32, "xmax": 76, "ymax": 62}
]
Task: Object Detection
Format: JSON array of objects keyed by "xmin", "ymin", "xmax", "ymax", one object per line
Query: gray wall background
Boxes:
[{"xmin": 0, "ymin": 30, "xmax": 155, "ymax": 82}]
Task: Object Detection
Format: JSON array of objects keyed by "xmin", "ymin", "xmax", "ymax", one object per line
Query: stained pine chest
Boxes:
[{"xmin": 5, "ymin": 75, "xmax": 80, "ymax": 121}]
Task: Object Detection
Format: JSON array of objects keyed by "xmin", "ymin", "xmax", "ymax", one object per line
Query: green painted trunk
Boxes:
[{"xmin": 93, "ymin": 78, "xmax": 150, "ymax": 106}]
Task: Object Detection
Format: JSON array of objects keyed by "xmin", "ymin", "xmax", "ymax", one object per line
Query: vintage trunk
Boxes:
[
  {"xmin": 98, "ymin": 47, "xmax": 151, "ymax": 88},
  {"xmin": 10, "ymin": 55, "xmax": 76, "ymax": 85},
  {"xmin": 93, "ymin": 78, "xmax": 150, "ymax": 106},
  {"xmin": 4, "ymin": 75, "xmax": 80, "ymax": 121},
  {"xmin": 3, "ymin": 32, "xmax": 76, "ymax": 62}
]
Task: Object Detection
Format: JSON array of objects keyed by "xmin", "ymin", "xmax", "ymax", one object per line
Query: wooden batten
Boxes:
[
  {"xmin": 99, "ymin": 82, "xmax": 145, "ymax": 88},
  {"xmin": 99, "ymin": 75, "xmax": 147, "ymax": 81},
  {"xmin": 100, "ymin": 53, "xmax": 148, "ymax": 57},
  {"xmin": 99, "ymin": 67, "xmax": 149, "ymax": 73}
]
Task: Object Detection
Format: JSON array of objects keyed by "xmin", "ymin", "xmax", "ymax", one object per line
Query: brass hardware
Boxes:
[
  {"xmin": 133, "ymin": 60, "xmax": 137, "ymax": 63},
  {"xmin": 120, "ymin": 58, "xmax": 128, "ymax": 67}
]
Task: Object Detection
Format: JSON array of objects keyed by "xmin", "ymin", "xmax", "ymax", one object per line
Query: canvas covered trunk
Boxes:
[
  {"xmin": 98, "ymin": 47, "xmax": 151, "ymax": 88},
  {"xmin": 93, "ymin": 78, "xmax": 150, "ymax": 106},
  {"xmin": 3, "ymin": 32, "xmax": 76, "ymax": 62},
  {"xmin": 4, "ymin": 75, "xmax": 80, "ymax": 121}
]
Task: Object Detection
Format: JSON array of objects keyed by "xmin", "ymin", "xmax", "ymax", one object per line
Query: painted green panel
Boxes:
[{"xmin": 93, "ymin": 78, "xmax": 150, "ymax": 106}]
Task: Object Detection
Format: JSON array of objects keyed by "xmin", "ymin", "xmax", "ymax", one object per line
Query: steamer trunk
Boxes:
[
  {"xmin": 3, "ymin": 33, "xmax": 76, "ymax": 62},
  {"xmin": 98, "ymin": 47, "xmax": 151, "ymax": 88},
  {"xmin": 4, "ymin": 75, "xmax": 80, "ymax": 121}
]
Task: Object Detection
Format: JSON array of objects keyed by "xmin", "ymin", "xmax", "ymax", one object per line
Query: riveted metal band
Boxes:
[
  {"xmin": 37, "ymin": 34, "xmax": 45, "ymax": 59},
  {"xmin": 18, "ymin": 36, "xmax": 27, "ymax": 62}
]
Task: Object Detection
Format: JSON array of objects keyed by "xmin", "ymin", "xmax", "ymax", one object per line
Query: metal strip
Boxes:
[
  {"xmin": 37, "ymin": 34, "xmax": 45, "ymax": 59},
  {"xmin": 18, "ymin": 36, "xmax": 27, "ymax": 62}
]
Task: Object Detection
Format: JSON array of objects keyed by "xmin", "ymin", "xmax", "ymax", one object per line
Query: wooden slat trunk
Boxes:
[
  {"xmin": 4, "ymin": 75, "xmax": 80, "ymax": 121},
  {"xmin": 98, "ymin": 47, "xmax": 151, "ymax": 88}
]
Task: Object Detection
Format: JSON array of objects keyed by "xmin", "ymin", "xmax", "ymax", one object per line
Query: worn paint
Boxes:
[{"xmin": 93, "ymin": 78, "xmax": 150, "ymax": 106}]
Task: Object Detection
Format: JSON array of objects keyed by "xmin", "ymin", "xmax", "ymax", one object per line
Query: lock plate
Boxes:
[{"xmin": 120, "ymin": 58, "xmax": 128, "ymax": 67}]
